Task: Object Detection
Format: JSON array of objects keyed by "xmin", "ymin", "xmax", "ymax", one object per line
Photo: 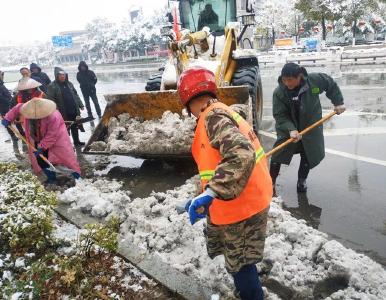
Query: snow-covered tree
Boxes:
[
  {"xmin": 257, "ymin": 0, "xmax": 299, "ymax": 39},
  {"xmin": 296, "ymin": 0, "xmax": 383, "ymax": 40},
  {"xmin": 295, "ymin": 0, "xmax": 344, "ymax": 39},
  {"xmin": 84, "ymin": 7, "xmax": 166, "ymax": 61},
  {"xmin": 84, "ymin": 18, "xmax": 119, "ymax": 62}
]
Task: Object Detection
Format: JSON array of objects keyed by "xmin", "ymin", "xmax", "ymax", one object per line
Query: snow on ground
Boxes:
[
  {"xmin": 89, "ymin": 111, "xmax": 196, "ymax": 155},
  {"xmin": 58, "ymin": 177, "xmax": 386, "ymax": 299},
  {"xmin": 58, "ymin": 178, "xmax": 131, "ymax": 219}
]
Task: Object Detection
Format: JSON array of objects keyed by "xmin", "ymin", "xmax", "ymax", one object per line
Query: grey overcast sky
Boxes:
[{"xmin": 0, "ymin": 0, "xmax": 168, "ymax": 43}]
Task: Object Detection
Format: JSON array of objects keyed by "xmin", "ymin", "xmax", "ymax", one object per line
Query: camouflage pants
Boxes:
[{"xmin": 205, "ymin": 207, "xmax": 269, "ymax": 274}]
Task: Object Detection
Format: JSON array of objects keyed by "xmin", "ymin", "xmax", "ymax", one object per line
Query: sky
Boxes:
[{"xmin": 0, "ymin": 0, "xmax": 168, "ymax": 44}]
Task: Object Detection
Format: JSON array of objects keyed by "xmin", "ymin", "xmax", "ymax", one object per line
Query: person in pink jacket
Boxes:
[{"xmin": 1, "ymin": 97, "xmax": 81, "ymax": 184}]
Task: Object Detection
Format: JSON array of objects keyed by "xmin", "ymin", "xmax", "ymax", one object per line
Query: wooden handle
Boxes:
[
  {"xmin": 1, "ymin": 116, "xmax": 56, "ymax": 170},
  {"xmin": 265, "ymin": 111, "xmax": 336, "ymax": 158}
]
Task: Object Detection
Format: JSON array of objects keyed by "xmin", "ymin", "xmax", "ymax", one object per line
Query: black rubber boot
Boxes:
[
  {"xmin": 70, "ymin": 126, "xmax": 85, "ymax": 147},
  {"xmin": 297, "ymin": 178, "xmax": 307, "ymax": 193}
]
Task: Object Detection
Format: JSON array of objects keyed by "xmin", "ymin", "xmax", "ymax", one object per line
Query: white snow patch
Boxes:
[
  {"xmin": 10, "ymin": 292, "xmax": 23, "ymax": 300},
  {"xmin": 14, "ymin": 258, "xmax": 25, "ymax": 268},
  {"xmin": 58, "ymin": 179, "xmax": 131, "ymax": 219},
  {"xmin": 52, "ymin": 214, "xmax": 81, "ymax": 242},
  {"xmin": 2, "ymin": 270, "xmax": 13, "ymax": 281}
]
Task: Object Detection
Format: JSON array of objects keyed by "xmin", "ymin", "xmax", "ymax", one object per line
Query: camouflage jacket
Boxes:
[{"xmin": 204, "ymin": 104, "xmax": 256, "ymax": 200}]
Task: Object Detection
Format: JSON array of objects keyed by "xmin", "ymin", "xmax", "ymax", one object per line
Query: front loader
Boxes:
[{"xmin": 84, "ymin": 0, "xmax": 264, "ymax": 159}]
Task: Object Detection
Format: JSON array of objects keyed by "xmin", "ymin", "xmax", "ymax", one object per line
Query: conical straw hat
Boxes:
[
  {"xmin": 20, "ymin": 98, "xmax": 57, "ymax": 119},
  {"xmin": 17, "ymin": 78, "xmax": 42, "ymax": 91}
]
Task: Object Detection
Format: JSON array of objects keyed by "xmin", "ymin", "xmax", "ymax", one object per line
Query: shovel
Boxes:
[
  {"xmin": 265, "ymin": 111, "xmax": 337, "ymax": 157},
  {"xmin": 65, "ymin": 116, "xmax": 94, "ymax": 132}
]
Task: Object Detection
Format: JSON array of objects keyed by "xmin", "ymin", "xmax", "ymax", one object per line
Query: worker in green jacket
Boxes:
[{"xmin": 270, "ymin": 63, "xmax": 346, "ymax": 195}]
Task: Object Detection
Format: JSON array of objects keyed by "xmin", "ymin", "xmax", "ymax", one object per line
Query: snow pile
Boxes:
[
  {"xmin": 119, "ymin": 177, "xmax": 235, "ymax": 297},
  {"xmin": 89, "ymin": 111, "xmax": 196, "ymax": 155},
  {"xmin": 58, "ymin": 178, "xmax": 386, "ymax": 299},
  {"xmin": 90, "ymin": 104, "xmax": 250, "ymax": 156},
  {"xmin": 264, "ymin": 201, "xmax": 386, "ymax": 299},
  {"xmin": 57, "ymin": 179, "xmax": 131, "ymax": 219}
]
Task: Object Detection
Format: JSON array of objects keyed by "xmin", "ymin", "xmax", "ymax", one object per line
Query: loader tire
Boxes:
[
  {"xmin": 145, "ymin": 73, "xmax": 162, "ymax": 91},
  {"xmin": 231, "ymin": 66, "xmax": 263, "ymax": 134}
]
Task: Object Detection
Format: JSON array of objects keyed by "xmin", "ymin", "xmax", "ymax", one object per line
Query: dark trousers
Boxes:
[
  {"xmin": 66, "ymin": 113, "xmax": 81, "ymax": 144},
  {"xmin": 232, "ymin": 264, "xmax": 264, "ymax": 300},
  {"xmin": 81, "ymin": 87, "xmax": 101, "ymax": 117},
  {"xmin": 270, "ymin": 143, "xmax": 310, "ymax": 184}
]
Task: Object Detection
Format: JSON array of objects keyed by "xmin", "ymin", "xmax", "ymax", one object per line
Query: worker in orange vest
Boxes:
[{"xmin": 178, "ymin": 67, "xmax": 272, "ymax": 300}]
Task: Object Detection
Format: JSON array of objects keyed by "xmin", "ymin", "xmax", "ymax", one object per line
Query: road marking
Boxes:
[
  {"xmin": 259, "ymin": 130, "xmax": 386, "ymax": 167},
  {"xmin": 324, "ymin": 127, "xmax": 386, "ymax": 136},
  {"xmin": 324, "ymin": 148, "xmax": 386, "ymax": 167}
]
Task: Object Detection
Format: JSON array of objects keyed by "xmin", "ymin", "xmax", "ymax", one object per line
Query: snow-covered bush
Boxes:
[
  {"xmin": 0, "ymin": 164, "xmax": 159, "ymax": 298},
  {"xmin": 0, "ymin": 163, "xmax": 56, "ymax": 251}
]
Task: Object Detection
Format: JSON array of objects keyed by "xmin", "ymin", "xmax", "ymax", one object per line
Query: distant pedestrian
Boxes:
[
  {"xmin": 47, "ymin": 67, "xmax": 85, "ymax": 146},
  {"xmin": 76, "ymin": 61, "xmax": 101, "ymax": 118},
  {"xmin": 270, "ymin": 63, "xmax": 345, "ymax": 195},
  {"xmin": 19, "ymin": 67, "xmax": 31, "ymax": 79},
  {"xmin": 15, "ymin": 78, "xmax": 45, "ymax": 104},
  {"xmin": 0, "ymin": 70, "xmax": 18, "ymax": 145},
  {"xmin": 2, "ymin": 97, "xmax": 81, "ymax": 184},
  {"xmin": 30, "ymin": 63, "xmax": 51, "ymax": 93}
]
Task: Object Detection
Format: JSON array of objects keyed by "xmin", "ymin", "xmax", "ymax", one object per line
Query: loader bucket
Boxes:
[{"xmin": 83, "ymin": 86, "xmax": 250, "ymax": 159}]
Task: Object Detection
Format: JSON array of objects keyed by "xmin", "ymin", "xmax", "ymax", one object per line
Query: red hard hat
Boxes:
[{"xmin": 177, "ymin": 67, "xmax": 217, "ymax": 106}]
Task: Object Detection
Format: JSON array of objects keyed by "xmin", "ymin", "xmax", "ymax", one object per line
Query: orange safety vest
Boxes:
[{"xmin": 192, "ymin": 102, "xmax": 272, "ymax": 225}]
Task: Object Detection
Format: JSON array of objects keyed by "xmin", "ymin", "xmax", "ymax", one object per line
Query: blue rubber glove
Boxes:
[
  {"xmin": 186, "ymin": 188, "xmax": 217, "ymax": 225},
  {"xmin": 72, "ymin": 172, "xmax": 81, "ymax": 180},
  {"xmin": 33, "ymin": 147, "xmax": 44, "ymax": 158},
  {"xmin": 1, "ymin": 119, "xmax": 10, "ymax": 127}
]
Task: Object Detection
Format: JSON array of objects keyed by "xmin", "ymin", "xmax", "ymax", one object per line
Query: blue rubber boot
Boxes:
[
  {"xmin": 72, "ymin": 172, "xmax": 82, "ymax": 180},
  {"xmin": 232, "ymin": 264, "xmax": 264, "ymax": 300},
  {"xmin": 42, "ymin": 168, "xmax": 57, "ymax": 184}
]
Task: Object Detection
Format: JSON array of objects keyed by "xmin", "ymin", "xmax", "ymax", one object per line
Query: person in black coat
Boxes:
[
  {"xmin": 0, "ymin": 71, "xmax": 18, "ymax": 143},
  {"xmin": 30, "ymin": 63, "xmax": 51, "ymax": 93},
  {"xmin": 76, "ymin": 61, "xmax": 101, "ymax": 118}
]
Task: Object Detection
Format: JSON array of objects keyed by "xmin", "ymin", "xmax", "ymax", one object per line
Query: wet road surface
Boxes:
[{"xmin": 1, "ymin": 63, "xmax": 385, "ymax": 266}]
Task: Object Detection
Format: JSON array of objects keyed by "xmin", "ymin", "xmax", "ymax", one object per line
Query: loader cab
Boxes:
[{"xmin": 179, "ymin": 0, "xmax": 237, "ymax": 33}]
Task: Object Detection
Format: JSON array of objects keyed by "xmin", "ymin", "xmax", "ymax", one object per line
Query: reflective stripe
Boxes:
[
  {"xmin": 199, "ymin": 170, "xmax": 215, "ymax": 180},
  {"xmin": 255, "ymin": 147, "xmax": 265, "ymax": 164},
  {"xmin": 231, "ymin": 112, "xmax": 242, "ymax": 124}
]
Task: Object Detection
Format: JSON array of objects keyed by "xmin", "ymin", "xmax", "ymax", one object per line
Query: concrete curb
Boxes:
[{"xmin": 54, "ymin": 204, "xmax": 213, "ymax": 300}]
